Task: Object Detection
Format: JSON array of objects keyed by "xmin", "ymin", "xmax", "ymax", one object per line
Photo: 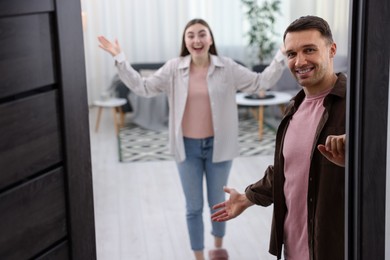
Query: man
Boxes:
[{"xmin": 211, "ymin": 16, "xmax": 346, "ymax": 260}]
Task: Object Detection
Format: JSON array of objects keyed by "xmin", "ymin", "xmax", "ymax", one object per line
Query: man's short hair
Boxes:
[{"xmin": 283, "ymin": 15, "xmax": 334, "ymax": 44}]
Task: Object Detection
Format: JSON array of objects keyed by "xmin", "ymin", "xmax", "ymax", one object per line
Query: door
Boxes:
[{"xmin": 0, "ymin": 0, "xmax": 96, "ymax": 259}]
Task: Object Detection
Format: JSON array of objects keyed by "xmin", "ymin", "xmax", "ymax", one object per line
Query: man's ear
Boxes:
[{"xmin": 329, "ymin": 42, "xmax": 337, "ymax": 58}]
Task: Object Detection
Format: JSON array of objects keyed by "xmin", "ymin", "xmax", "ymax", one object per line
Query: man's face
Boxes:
[{"xmin": 284, "ymin": 29, "xmax": 336, "ymax": 91}]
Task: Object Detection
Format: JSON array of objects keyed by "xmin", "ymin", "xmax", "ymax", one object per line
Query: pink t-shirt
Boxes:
[
  {"xmin": 182, "ymin": 66, "xmax": 214, "ymax": 138},
  {"xmin": 282, "ymin": 89, "xmax": 331, "ymax": 260}
]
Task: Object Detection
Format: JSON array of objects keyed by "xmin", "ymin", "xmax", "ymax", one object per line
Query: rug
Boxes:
[{"xmin": 118, "ymin": 115, "xmax": 276, "ymax": 162}]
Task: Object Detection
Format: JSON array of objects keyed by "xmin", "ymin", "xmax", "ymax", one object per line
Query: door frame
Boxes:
[{"xmin": 346, "ymin": 0, "xmax": 390, "ymax": 259}]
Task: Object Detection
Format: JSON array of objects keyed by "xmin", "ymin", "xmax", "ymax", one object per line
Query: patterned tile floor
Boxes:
[{"xmin": 118, "ymin": 115, "xmax": 276, "ymax": 163}]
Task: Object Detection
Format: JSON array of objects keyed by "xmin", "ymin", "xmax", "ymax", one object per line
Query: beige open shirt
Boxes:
[{"xmin": 114, "ymin": 51, "xmax": 286, "ymax": 163}]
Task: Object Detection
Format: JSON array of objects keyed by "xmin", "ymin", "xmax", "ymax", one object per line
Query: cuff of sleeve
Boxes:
[
  {"xmin": 245, "ymin": 184, "xmax": 273, "ymax": 206},
  {"xmin": 274, "ymin": 49, "xmax": 285, "ymax": 63},
  {"xmin": 245, "ymin": 185, "xmax": 256, "ymax": 204},
  {"xmin": 114, "ymin": 52, "xmax": 126, "ymax": 63}
]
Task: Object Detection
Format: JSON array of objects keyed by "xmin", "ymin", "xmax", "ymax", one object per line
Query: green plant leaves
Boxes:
[{"xmin": 241, "ymin": 0, "xmax": 281, "ymax": 64}]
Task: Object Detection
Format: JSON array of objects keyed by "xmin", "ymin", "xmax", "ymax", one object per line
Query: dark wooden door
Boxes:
[
  {"xmin": 0, "ymin": 0, "xmax": 96, "ymax": 259},
  {"xmin": 347, "ymin": 0, "xmax": 390, "ymax": 259}
]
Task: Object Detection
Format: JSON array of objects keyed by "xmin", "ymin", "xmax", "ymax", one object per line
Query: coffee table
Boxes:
[{"xmin": 236, "ymin": 91, "xmax": 292, "ymax": 139}]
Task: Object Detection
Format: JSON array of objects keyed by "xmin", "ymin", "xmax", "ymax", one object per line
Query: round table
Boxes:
[
  {"xmin": 93, "ymin": 98, "xmax": 127, "ymax": 134},
  {"xmin": 236, "ymin": 91, "xmax": 292, "ymax": 139}
]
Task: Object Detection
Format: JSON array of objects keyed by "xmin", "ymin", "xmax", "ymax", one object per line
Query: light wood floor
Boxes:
[{"xmin": 89, "ymin": 107, "xmax": 276, "ymax": 260}]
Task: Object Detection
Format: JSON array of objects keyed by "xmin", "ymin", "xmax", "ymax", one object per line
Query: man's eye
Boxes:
[{"xmin": 286, "ymin": 53, "xmax": 295, "ymax": 59}]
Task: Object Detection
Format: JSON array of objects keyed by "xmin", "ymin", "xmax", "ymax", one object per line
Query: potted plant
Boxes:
[{"xmin": 241, "ymin": 0, "xmax": 282, "ymax": 72}]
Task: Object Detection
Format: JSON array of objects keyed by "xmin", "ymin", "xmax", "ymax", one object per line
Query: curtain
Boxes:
[{"xmin": 81, "ymin": 0, "xmax": 349, "ymax": 105}]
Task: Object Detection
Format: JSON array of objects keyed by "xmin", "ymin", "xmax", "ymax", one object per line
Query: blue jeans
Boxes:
[{"xmin": 176, "ymin": 136, "xmax": 232, "ymax": 251}]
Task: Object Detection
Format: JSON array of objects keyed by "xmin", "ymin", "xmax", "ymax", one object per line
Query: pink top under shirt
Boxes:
[
  {"xmin": 181, "ymin": 66, "xmax": 214, "ymax": 138},
  {"xmin": 282, "ymin": 89, "xmax": 331, "ymax": 260}
]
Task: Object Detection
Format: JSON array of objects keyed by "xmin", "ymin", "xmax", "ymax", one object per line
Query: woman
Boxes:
[{"xmin": 98, "ymin": 18, "xmax": 285, "ymax": 260}]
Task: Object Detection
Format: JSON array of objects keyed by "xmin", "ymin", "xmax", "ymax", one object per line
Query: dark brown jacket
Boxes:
[{"xmin": 246, "ymin": 73, "xmax": 347, "ymax": 260}]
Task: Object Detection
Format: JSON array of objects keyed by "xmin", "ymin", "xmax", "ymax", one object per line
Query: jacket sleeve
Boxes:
[
  {"xmin": 245, "ymin": 165, "xmax": 274, "ymax": 206},
  {"xmin": 232, "ymin": 49, "xmax": 286, "ymax": 93},
  {"xmin": 113, "ymin": 52, "xmax": 173, "ymax": 97}
]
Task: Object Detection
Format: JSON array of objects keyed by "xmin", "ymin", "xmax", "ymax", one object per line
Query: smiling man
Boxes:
[{"xmin": 212, "ymin": 16, "xmax": 346, "ymax": 260}]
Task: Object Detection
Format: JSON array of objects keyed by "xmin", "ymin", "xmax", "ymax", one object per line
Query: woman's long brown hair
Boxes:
[{"xmin": 179, "ymin": 18, "xmax": 218, "ymax": 57}]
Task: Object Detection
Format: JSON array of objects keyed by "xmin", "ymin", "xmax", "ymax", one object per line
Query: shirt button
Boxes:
[
  {"xmin": 309, "ymin": 177, "xmax": 312, "ymax": 181},
  {"xmin": 309, "ymin": 198, "xmax": 313, "ymax": 202}
]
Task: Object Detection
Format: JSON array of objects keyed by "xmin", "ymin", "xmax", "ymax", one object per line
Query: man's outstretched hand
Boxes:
[{"xmin": 211, "ymin": 186, "xmax": 254, "ymax": 222}]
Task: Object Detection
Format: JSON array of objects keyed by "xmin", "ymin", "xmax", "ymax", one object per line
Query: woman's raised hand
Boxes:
[{"xmin": 97, "ymin": 36, "xmax": 122, "ymax": 57}]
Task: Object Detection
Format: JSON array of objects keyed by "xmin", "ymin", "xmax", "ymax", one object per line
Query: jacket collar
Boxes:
[
  {"xmin": 289, "ymin": 72, "xmax": 347, "ymax": 111},
  {"xmin": 177, "ymin": 54, "xmax": 224, "ymax": 72}
]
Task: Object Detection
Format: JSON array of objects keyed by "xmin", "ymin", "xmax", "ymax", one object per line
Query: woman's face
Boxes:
[{"xmin": 184, "ymin": 23, "xmax": 213, "ymax": 59}]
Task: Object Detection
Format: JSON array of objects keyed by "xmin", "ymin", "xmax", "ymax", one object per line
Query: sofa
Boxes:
[
  {"xmin": 112, "ymin": 62, "xmax": 169, "ymax": 131},
  {"xmin": 113, "ymin": 62, "xmax": 166, "ymax": 113}
]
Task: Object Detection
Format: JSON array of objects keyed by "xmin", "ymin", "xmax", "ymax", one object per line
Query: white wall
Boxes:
[{"xmin": 81, "ymin": 0, "xmax": 350, "ymax": 104}]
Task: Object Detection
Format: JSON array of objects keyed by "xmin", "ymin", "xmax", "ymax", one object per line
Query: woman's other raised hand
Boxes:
[{"xmin": 97, "ymin": 36, "xmax": 122, "ymax": 57}]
